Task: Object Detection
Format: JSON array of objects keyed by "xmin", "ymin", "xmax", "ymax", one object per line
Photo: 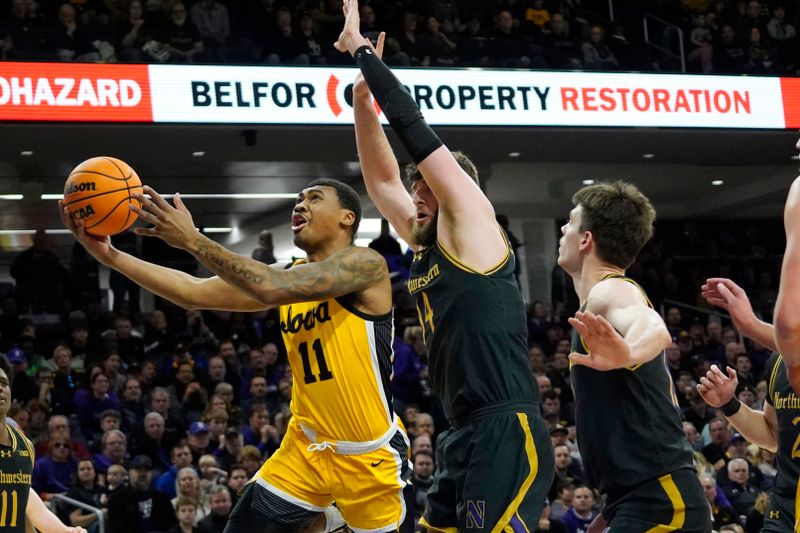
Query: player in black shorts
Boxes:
[
  {"xmin": 559, "ymin": 182, "xmax": 710, "ymax": 532},
  {"xmin": 700, "ymin": 277, "xmax": 799, "ymax": 531},
  {"xmin": 336, "ymin": 2, "xmax": 554, "ymax": 530},
  {"xmin": 0, "ymin": 359, "xmax": 87, "ymax": 533}
]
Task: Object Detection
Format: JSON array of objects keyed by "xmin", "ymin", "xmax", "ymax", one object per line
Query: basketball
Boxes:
[{"xmin": 63, "ymin": 156, "xmax": 143, "ymax": 237}]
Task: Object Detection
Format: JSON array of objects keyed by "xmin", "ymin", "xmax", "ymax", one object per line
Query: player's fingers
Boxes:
[
  {"xmin": 129, "ymin": 203, "xmax": 159, "ymax": 224},
  {"xmin": 173, "ymin": 192, "xmax": 190, "ymax": 214},
  {"xmin": 568, "ymin": 352, "xmax": 590, "ymax": 367},
  {"xmin": 592, "ymin": 314, "xmax": 615, "ymax": 335},
  {"xmin": 697, "ymin": 382, "xmax": 708, "ymax": 394},
  {"xmin": 704, "ymin": 297, "xmax": 728, "ymax": 309},
  {"xmin": 375, "ymin": 31, "xmax": 386, "ymax": 58},
  {"xmin": 133, "ymin": 227, "xmax": 158, "ymax": 237},
  {"xmin": 142, "ymin": 185, "xmax": 173, "ymax": 211},
  {"xmin": 567, "ymin": 317, "xmax": 589, "ymax": 337},
  {"xmin": 716, "ymin": 283, "xmax": 736, "ymax": 303},
  {"xmin": 710, "ymin": 364, "xmax": 727, "ymax": 379},
  {"xmin": 132, "ymin": 192, "xmax": 162, "ymax": 218},
  {"xmin": 726, "ymin": 366, "xmax": 739, "ymax": 380}
]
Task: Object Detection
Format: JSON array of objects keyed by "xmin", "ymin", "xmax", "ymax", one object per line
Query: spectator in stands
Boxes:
[
  {"xmin": 155, "ymin": 443, "xmax": 193, "ymax": 497},
  {"xmin": 92, "ymin": 428, "xmax": 127, "ymax": 476},
  {"xmin": 414, "ymin": 412, "xmax": 435, "ymax": 439},
  {"xmin": 240, "ymin": 347, "xmax": 269, "ymax": 401},
  {"xmin": 3, "ymin": 0, "xmax": 50, "ymax": 59},
  {"xmin": 716, "ymin": 24, "xmax": 748, "ymax": 73},
  {"xmin": 420, "ymin": 15, "xmax": 457, "ymax": 66},
  {"xmin": 536, "ymin": 500, "xmax": 567, "ymax": 533},
  {"xmin": 582, "ymin": 25, "xmax": 618, "ymax": 70},
  {"xmin": 225, "ymin": 463, "xmax": 248, "ymax": 505},
  {"xmin": 116, "ymin": 0, "xmax": 152, "ymax": 61},
  {"xmin": 702, "ymin": 475, "xmax": 741, "ymax": 529},
  {"xmin": 251, "ymin": 230, "xmax": 276, "ymax": 265},
  {"xmin": 150, "ymin": 386, "xmax": 187, "ymax": 445},
  {"xmin": 689, "ymin": 13, "xmax": 714, "ymax": 73},
  {"xmin": 241, "ymin": 403, "xmax": 267, "ymax": 444},
  {"xmin": 396, "ymin": 11, "xmax": 424, "ymax": 65},
  {"xmin": 78, "ymin": 371, "xmax": 121, "ymax": 445},
  {"xmin": 489, "ymin": 9, "xmax": 535, "ymax": 67},
  {"xmin": 109, "ymin": 454, "xmax": 177, "ymax": 533},
  {"xmin": 198, "ymin": 484, "xmax": 231, "ymax": 533},
  {"xmin": 100, "ymin": 352, "xmax": 125, "ymax": 393},
  {"xmin": 542, "ymin": 12, "xmax": 581, "ymax": 69},
  {"xmin": 238, "ymin": 445, "xmax": 262, "ymax": 477},
  {"xmin": 411, "ymin": 450, "xmax": 435, "ymax": 522},
  {"xmin": 561, "ymin": 485, "xmax": 597, "ymax": 533},
  {"xmin": 724, "ymin": 458, "xmax": 759, "ymax": 515},
  {"xmin": 263, "ymin": 6, "xmax": 308, "ymax": 64},
  {"xmin": 8, "ymin": 346, "xmax": 35, "ymax": 403},
  {"xmin": 682, "ymin": 421, "xmax": 705, "ymax": 452},
  {"xmin": 738, "ymin": 0, "xmax": 766, "ymax": 38},
  {"xmin": 36, "ymin": 414, "xmax": 90, "ymax": 460},
  {"xmin": 197, "ymin": 454, "xmax": 225, "ymax": 493},
  {"xmin": 523, "ymin": 0, "xmax": 549, "ymax": 34},
  {"xmin": 133, "ymin": 411, "xmax": 172, "ymax": 473},
  {"xmin": 112, "ymin": 316, "xmax": 145, "ymax": 366},
  {"xmin": 703, "ymin": 418, "xmax": 731, "ymax": 473},
  {"xmin": 188, "ymin": 421, "xmax": 214, "ymax": 462},
  {"xmin": 120, "ymin": 376, "xmax": 144, "ymax": 433},
  {"xmin": 190, "ymin": 0, "xmax": 229, "ymax": 60},
  {"xmin": 173, "ymin": 467, "xmax": 209, "ymax": 523},
  {"xmin": 161, "ymin": 1, "xmax": 204, "ymax": 62},
  {"xmin": 549, "ymin": 477, "xmax": 574, "ymax": 521},
  {"xmin": 168, "ymin": 496, "xmax": 201, "ymax": 533},
  {"xmin": 106, "ymin": 463, "xmax": 127, "ymax": 494},
  {"xmin": 32, "ymin": 433, "xmax": 78, "ymax": 493},
  {"xmin": 50, "ymin": 3, "xmax": 100, "ymax": 61},
  {"xmin": 143, "ymin": 309, "xmax": 170, "ymax": 358},
  {"xmin": 411, "ymin": 433, "xmax": 432, "ymax": 456},
  {"xmin": 369, "ymin": 219, "xmax": 402, "ymax": 258},
  {"xmin": 553, "ymin": 443, "xmax": 585, "ymax": 486},
  {"xmin": 10, "ymin": 229, "xmax": 68, "ymax": 313},
  {"xmin": 65, "ymin": 459, "xmax": 106, "ymax": 532},
  {"xmin": 745, "ymin": 27, "xmax": 776, "ymax": 73}
]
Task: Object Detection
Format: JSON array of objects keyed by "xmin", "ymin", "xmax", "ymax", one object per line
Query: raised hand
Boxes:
[
  {"xmin": 334, "ymin": 0, "xmax": 369, "ymax": 55},
  {"xmin": 697, "ymin": 364, "xmax": 738, "ymax": 408},
  {"xmin": 568, "ymin": 311, "xmax": 632, "ymax": 371},
  {"xmin": 701, "ymin": 278, "xmax": 755, "ymax": 333},
  {"xmin": 59, "ymin": 199, "xmax": 117, "ymax": 266},
  {"xmin": 131, "ymin": 186, "xmax": 197, "ymax": 250}
]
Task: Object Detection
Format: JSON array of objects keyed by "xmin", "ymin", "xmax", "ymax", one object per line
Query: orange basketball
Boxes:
[{"xmin": 63, "ymin": 156, "xmax": 143, "ymax": 237}]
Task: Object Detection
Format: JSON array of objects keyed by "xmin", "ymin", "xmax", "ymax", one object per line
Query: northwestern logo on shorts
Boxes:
[{"xmin": 466, "ymin": 500, "xmax": 485, "ymax": 528}]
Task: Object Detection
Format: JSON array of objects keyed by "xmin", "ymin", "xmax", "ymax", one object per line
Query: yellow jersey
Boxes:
[{"xmin": 278, "ymin": 282, "xmax": 395, "ymax": 444}]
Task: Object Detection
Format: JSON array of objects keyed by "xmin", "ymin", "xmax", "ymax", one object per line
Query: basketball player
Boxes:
[
  {"xmin": 60, "ymin": 179, "xmax": 409, "ymax": 533},
  {"xmin": 557, "ymin": 182, "xmax": 710, "ymax": 531},
  {"xmin": 700, "ymin": 277, "xmax": 799, "ymax": 532},
  {"xmin": 773, "ymin": 166, "xmax": 800, "ymax": 394},
  {"xmin": 0, "ymin": 360, "xmax": 87, "ymax": 533},
  {"xmin": 336, "ymin": 3, "xmax": 555, "ymax": 530}
]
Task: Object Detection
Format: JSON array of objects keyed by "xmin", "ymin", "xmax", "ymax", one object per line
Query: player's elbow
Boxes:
[{"xmin": 773, "ymin": 310, "xmax": 800, "ymax": 343}]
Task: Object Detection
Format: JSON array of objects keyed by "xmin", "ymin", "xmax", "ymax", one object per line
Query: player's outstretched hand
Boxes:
[
  {"xmin": 131, "ymin": 186, "xmax": 197, "ymax": 250},
  {"xmin": 697, "ymin": 364, "xmax": 738, "ymax": 408},
  {"xmin": 701, "ymin": 277, "xmax": 755, "ymax": 334},
  {"xmin": 353, "ymin": 31, "xmax": 385, "ymax": 99},
  {"xmin": 334, "ymin": 0, "xmax": 369, "ymax": 55},
  {"xmin": 567, "ymin": 311, "xmax": 631, "ymax": 371},
  {"xmin": 59, "ymin": 199, "xmax": 116, "ymax": 266},
  {"xmin": 64, "ymin": 527, "xmax": 88, "ymax": 533}
]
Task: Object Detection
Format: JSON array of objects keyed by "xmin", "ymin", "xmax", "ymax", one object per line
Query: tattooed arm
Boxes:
[{"xmin": 189, "ymin": 235, "xmax": 389, "ymax": 306}]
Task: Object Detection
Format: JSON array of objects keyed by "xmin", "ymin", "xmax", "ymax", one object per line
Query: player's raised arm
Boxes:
[
  {"xmin": 569, "ymin": 279, "xmax": 671, "ymax": 370},
  {"xmin": 131, "ymin": 187, "xmax": 389, "ymax": 307},
  {"xmin": 61, "ymin": 201, "xmax": 268, "ymax": 312},
  {"xmin": 337, "ymin": 0, "xmax": 505, "ymax": 267},
  {"xmin": 697, "ymin": 364, "xmax": 778, "ymax": 452},
  {"xmin": 352, "ymin": 33, "xmax": 416, "ymax": 246},
  {"xmin": 701, "ymin": 277, "xmax": 777, "ymax": 351},
  {"xmin": 774, "ymin": 176, "xmax": 800, "ymax": 366}
]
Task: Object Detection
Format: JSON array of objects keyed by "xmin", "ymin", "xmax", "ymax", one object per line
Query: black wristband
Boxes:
[{"xmin": 720, "ymin": 397, "xmax": 741, "ymax": 417}]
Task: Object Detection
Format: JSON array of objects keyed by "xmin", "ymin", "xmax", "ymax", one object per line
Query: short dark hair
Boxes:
[
  {"xmin": 412, "ymin": 450, "xmax": 434, "ymax": 462},
  {"xmin": 572, "ymin": 180, "xmax": 655, "ymax": 269},
  {"xmin": 405, "ymin": 151, "xmax": 479, "ymax": 186},
  {"xmin": 307, "ymin": 178, "xmax": 362, "ymax": 242},
  {"xmin": 542, "ymin": 390, "xmax": 560, "ymax": 402}
]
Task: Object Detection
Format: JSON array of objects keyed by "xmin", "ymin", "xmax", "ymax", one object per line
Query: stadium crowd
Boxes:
[
  {"xmin": 0, "ymin": 216, "xmax": 786, "ymax": 532},
  {"xmin": 0, "ymin": 0, "xmax": 797, "ymax": 75}
]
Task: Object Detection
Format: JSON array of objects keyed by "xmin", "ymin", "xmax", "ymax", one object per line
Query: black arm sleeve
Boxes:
[{"xmin": 354, "ymin": 45, "xmax": 443, "ymax": 164}]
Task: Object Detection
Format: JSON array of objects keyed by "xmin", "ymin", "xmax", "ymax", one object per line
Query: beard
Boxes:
[{"xmin": 411, "ymin": 212, "xmax": 438, "ymax": 248}]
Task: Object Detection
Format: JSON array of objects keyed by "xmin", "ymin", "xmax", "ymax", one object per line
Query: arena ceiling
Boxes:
[{"xmin": 0, "ymin": 122, "xmax": 797, "ymax": 259}]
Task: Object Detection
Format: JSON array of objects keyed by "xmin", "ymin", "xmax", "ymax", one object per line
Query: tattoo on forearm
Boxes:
[{"xmin": 191, "ymin": 237, "xmax": 386, "ymax": 303}]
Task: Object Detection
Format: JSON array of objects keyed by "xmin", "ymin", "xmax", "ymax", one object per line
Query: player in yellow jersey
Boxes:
[
  {"xmin": 0, "ymin": 359, "xmax": 87, "ymax": 533},
  {"xmin": 61, "ymin": 179, "xmax": 411, "ymax": 533}
]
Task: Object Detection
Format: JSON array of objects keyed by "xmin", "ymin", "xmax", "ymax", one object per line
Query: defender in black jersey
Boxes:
[
  {"xmin": 340, "ymin": 5, "xmax": 553, "ymax": 530},
  {"xmin": 700, "ymin": 277, "xmax": 800, "ymax": 532},
  {"xmin": 559, "ymin": 182, "xmax": 709, "ymax": 532},
  {"xmin": 0, "ymin": 365, "xmax": 86, "ymax": 533}
]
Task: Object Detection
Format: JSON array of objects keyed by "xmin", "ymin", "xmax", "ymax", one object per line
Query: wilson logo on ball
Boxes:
[
  {"xmin": 69, "ymin": 205, "xmax": 96, "ymax": 220},
  {"xmin": 65, "ymin": 182, "xmax": 97, "ymax": 194}
]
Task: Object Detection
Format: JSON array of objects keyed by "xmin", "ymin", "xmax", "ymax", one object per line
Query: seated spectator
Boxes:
[
  {"xmin": 133, "ymin": 411, "xmax": 172, "ymax": 473},
  {"xmin": 198, "ymin": 454, "xmax": 226, "ymax": 494},
  {"xmin": 225, "ymin": 463, "xmax": 248, "ymax": 507},
  {"xmin": 724, "ymin": 458, "xmax": 759, "ymax": 516},
  {"xmin": 8, "ymin": 347, "xmax": 35, "ymax": 404},
  {"xmin": 549, "ymin": 477, "xmax": 575, "ymax": 521},
  {"xmin": 745, "ymin": 27, "xmax": 776, "ymax": 73},
  {"xmin": 172, "ymin": 467, "xmax": 209, "ymax": 524},
  {"xmin": 188, "ymin": 421, "xmax": 214, "ymax": 462},
  {"xmin": 489, "ymin": 10, "xmax": 536, "ymax": 68},
  {"xmin": 561, "ymin": 485, "xmax": 597, "ymax": 533},
  {"xmin": 523, "ymin": 0, "xmax": 550, "ymax": 35},
  {"xmin": 238, "ymin": 445, "xmax": 262, "ymax": 477},
  {"xmin": 688, "ymin": 14, "xmax": 714, "ymax": 73},
  {"xmin": 155, "ymin": 443, "xmax": 193, "ymax": 498},
  {"xmin": 702, "ymin": 418, "xmax": 731, "ymax": 473},
  {"xmin": 198, "ymin": 484, "xmax": 232, "ymax": 533},
  {"xmin": 120, "ymin": 377, "xmax": 145, "ymax": 435},
  {"xmin": 542, "ymin": 13, "xmax": 581, "ymax": 70},
  {"xmin": 535, "ymin": 500, "xmax": 568, "ymax": 533},
  {"xmin": 160, "ymin": 2, "xmax": 203, "ymax": 63},
  {"xmin": 150, "ymin": 386, "xmax": 187, "ymax": 445},
  {"xmin": 35, "ymin": 414, "xmax": 90, "ymax": 460},
  {"xmin": 716, "ymin": 25, "xmax": 747, "ymax": 73},
  {"xmin": 263, "ymin": 7, "xmax": 308, "ymax": 64},
  {"xmin": 413, "ymin": 412, "xmax": 435, "ymax": 439},
  {"xmin": 91, "ymin": 428, "xmax": 127, "ymax": 476},
  {"xmin": 214, "ymin": 426, "xmax": 243, "ymax": 471},
  {"xmin": 99, "ymin": 352, "xmax": 125, "ymax": 395},
  {"xmin": 32, "ymin": 434, "xmax": 78, "ymax": 494},
  {"xmin": 297, "ymin": 11, "xmax": 326, "ymax": 65},
  {"xmin": 392, "ymin": 326, "xmax": 425, "ymax": 412},
  {"xmin": 77, "ymin": 370, "xmax": 120, "ymax": 446},
  {"xmin": 682, "ymin": 421, "xmax": 705, "ymax": 452},
  {"xmin": 553, "ymin": 443, "xmax": 585, "ymax": 486},
  {"xmin": 109, "ymin": 455, "xmax": 177, "ymax": 533},
  {"xmin": 167, "ymin": 496, "xmax": 202, "ymax": 533},
  {"xmin": 411, "ymin": 451, "xmax": 435, "ymax": 522},
  {"xmin": 396, "ymin": 12, "xmax": 424, "ymax": 66},
  {"xmin": 411, "ymin": 433, "xmax": 432, "ymax": 456},
  {"xmin": 701, "ymin": 476, "xmax": 741, "ymax": 529},
  {"xmin": 582, "ymin": 25, "xmax": 618, "ymax": 70},
  {"xmin": 64, "ymin": 459, "xmax": 106, "ymax": 532},
  {"xmin": 106, "ymin": 463, "xmax": 128, "ymax": 494},
  {"xmin": 3, "ymin": 0, "xmax": 51, "ymax": 60},
  {"xmin": 419, "ymin": 15, "xmax": 457, "ymax": 66}
]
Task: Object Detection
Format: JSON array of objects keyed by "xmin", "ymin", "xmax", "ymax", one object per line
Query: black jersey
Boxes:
[
  {"xmin": 0, "ymin": 425, "xmax": 34, "ymax": 532},
  {"xmin": 765, "ymin": 352, "xmax": 800, "ymax": 500},
  {"xmin": 407, "ymin": 238, "xmax": 538, "ymax": 422},
  {"xmin": 570, "ymin": 275, "xmax": 693, "ymax": 496}
]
